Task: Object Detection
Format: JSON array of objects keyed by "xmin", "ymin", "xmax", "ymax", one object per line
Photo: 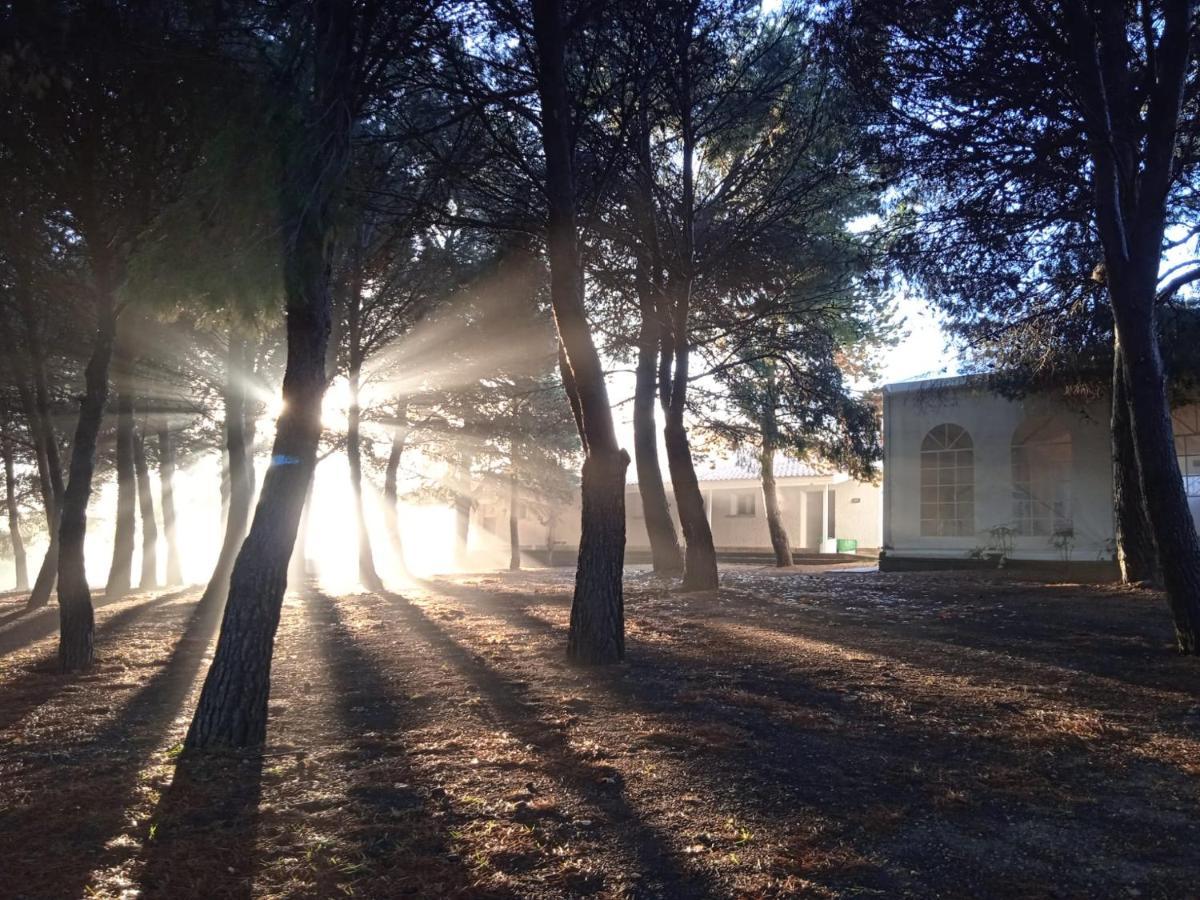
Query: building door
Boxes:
[{"xmin": 804, "ymin": 490, "xmax": 824, "ymax": 551}]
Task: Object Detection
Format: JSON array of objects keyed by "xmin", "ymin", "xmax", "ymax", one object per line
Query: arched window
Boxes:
[
  {"xmin": 1011, "ymin": 417, "xmax": 1072, "ymax": 536},
  {"xmin": 921, "ymin": 424, "xmax": 974, "ymax": 537},
  {"xmin": 1172, "ymin": 406, "xmax": 1200, "ymax": 497}
]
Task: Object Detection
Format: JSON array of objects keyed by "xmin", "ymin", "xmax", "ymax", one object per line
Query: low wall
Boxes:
[{"xmin": 878, "ymin": 553, "xmax": 1119, "ymax": 582}]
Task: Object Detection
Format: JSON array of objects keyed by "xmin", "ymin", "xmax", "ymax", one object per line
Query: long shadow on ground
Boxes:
[
  {"xmin": 0, "ymin": 589, "xmax": 192, "ymax": 733},
  {"xmin": 380, "ymin": 587, "xmax": 724, "ymax": 900},
  {"xmin": 2, "ymin": 591, "xmax": 225, "ymax": 899},
  {"xmin": 304, "ymin": 590, "xmax": 510, "ymax": 897},
  {"xmin": 0, "ymin": 588, "xmax": 186, "ymax": 658},
  {"xmin": 415, "ymin": 576, "xmax": 1200, "ymax": 896}
]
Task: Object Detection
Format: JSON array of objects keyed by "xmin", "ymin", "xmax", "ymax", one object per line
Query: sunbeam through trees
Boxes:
[{"xmin": 4, "ymin": 0, "xmax": 1200, "ymax": 896}]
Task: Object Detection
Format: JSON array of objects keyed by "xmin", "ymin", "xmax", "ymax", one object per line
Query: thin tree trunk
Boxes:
[
  {"xmin": 760, "ymin": 366, "xmax": 793, "ymax": 567},
  {"xmin": 347, "ymin": 366, "xmax": 383, "ymax": 590},
  {"xmin": 630, "ymin": 115, "xmax": 683, "ymax": 576},
  {"xmin": 58, "ymin": 292, "xmax": 118, "ymax": 671},
  {"xmin": 662, "ymin": 13, "xmax": 717, "ymax": 592},
  {"xmin": 345, "ymin": 238, "xmax": 383, "ymax": 592},
  {"xmin": 157, "ymin": 420, "xmax": 183, "ymax": 585},
  {"xmin": 201, "ymin": 335, "xmax": 252, "ymax": 607},
  {"xmin": 509, "ymin": 464, "xmax": 521, "ymax": 571},
  {"xmin": 2, "ymin": 433, "xmax": 29, "ymax": 592},
  {"xmin": 3, "ymin": 349, "xmax": 56, "ymax": 607},
  {"xmin": 454, "ymin": 453, "xmax": 472, "ymax": 568},
  {"xmin": 186, "ymin": 0, "xmax": 352, "ymax": 749},
  {"xmin": 1112, "ymin": 340, "xmax": 1157, "ymax": 584},
  {"xmin": 105, "ymin": 386, "xmax": 136, "ymax": 600},
  {"xmin": 133, "ymin": 426, "xmax": 159, "ymax": 589},
  {"xmin": 10, "ymin": 254, "xmax": 63, "ymax": 607},
  {"xmin": 761, "ymin": 448, "xmax": 793, "ymax": 568},
  {"xmin": 533, "ymin": 0, "xmax": 630, "ymax": 664},
  {"xmin": 382, "ymin": 401, "xmax": 408, "ymax": 575}
]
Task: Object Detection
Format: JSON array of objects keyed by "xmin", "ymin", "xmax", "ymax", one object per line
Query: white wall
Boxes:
[
  {"xmin": 834, "ymin": 478, "xmax": 883, "ymax": 551},
  {"xmin": 626, "ymin": 476, "xmax": 880, "ymax": 552},
  {"xmin": 477, "ymin": 472, "xmax": 883, "ymax": 556},
  {"xmin": 883, "ymin": 380, "xmax": 1114, "ymax": 561}
]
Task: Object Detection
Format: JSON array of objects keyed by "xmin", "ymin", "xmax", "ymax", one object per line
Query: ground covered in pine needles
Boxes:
[{"xmin": 1, "ymin": 566, "xmax": 1199, "ymax": 899}]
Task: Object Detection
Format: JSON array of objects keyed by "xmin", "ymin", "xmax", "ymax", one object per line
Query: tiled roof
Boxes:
[{"xmin": 628, "ymin": 453, "xmax": 830, "ymax": 486}]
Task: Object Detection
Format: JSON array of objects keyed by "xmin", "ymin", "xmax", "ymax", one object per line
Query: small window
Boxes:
[{"xmin": 730, "ymin": 492, "xmax": 756, "ymax": 517}]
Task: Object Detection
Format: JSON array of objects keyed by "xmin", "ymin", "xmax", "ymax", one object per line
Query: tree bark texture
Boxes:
[
  {"xmin": 157, "ymin": 420, "xmax": 183, "ymax": 585},
  {"xmin": 105, "ymin": 387, "xmax": 136, "ymax": 600},
  {"xmin": 1113, "ymin": 300, "xmax": 1200, "ymax": 651},
  {"xmin": 533, "ymin": 0, "xmax": 629, "ymax": 664},
  {"xmin": 2, "ymin": 433, "xmax": 29, "ymax": 591},
  {"xmin": 1112, "ymin": 341, "xmax": 1157, "ymax": 584},
  {"xmin": 567, "ymin": 452, "xmax": 627, "ymax": 663},
  {"xmin": 186, "ymin": 0, "xmax": 352, "ymax": 749},
  {"xmin": 1065, "ymin": 1, "xmax": 1200, "ymax": 651},
  {"xmin": 133, "ymin": 426, "xmax": 159, "ymax": 589},
  {"xmin": 57, "ymin": 292, "xmax": 118, "ymax": 671}
]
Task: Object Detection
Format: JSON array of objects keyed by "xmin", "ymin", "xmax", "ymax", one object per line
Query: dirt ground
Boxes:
[{"xmin": 1, "ymin": 566, "xmax": 1199, "ymax": 899}]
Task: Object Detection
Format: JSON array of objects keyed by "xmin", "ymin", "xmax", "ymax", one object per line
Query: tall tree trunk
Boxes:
[
  {"xmin": 1066, "ymin": 1, "xmax": 1200, "ymax": 652},
  {"xmin": 630, "ymin": 116, "xmax": 683, "ymax": 576},
  {"xmin": 454, "ymin": 454, "xmax": 473, "ymax": 568},
  {"xmin": 186, "ymin": 0, "xmax": 352, "ymax": 749},
  {"xmin": 2, "ymin": 432, "xmax": 29, "ymax": 592},
  {"xmin": 382, "ymin": 402, "xmax": 408, "ymax": 575},
  {"xmin": 201, "ymin": 335, "xmax": 252, "ymax": 607},
  {"xmin": 347, "ymin": 366, "xmax": 383, "ymax": 590},
  {"xmin": 760, "ymin": 367, "xmax": 793, "ymax": 567},
  {"xmin": 10, "ymin": 251, "xmax": 63, "ymax": 606},
  {"xmin": 533, "ymin": 0, "xmax": 630, "ymax": 665},
  {"xmin": 661, "ymin": 14, "xmax": 717, "ymax": 592},
  {"xmin": 1112, "ymin": 292, "xmax": 1200, "ymax": 651},
  {"xmin": 3, "ymin": 346, "xmax": 56, "ymax": 607},
  {"xmin": 157, "ymin": 420, "xmax": 183, "ymax": 585},
  {"xmin": 345, "ymin": 240, "xmax": 383, "ymax": 592},
  {"xmin": 760, "ymin": 449, "xmax": 793, "ymax": 568},
  {"xmin": 58, "ymin": 292, "xmax": 118, "ymax": 671},
  {"xmin": 105, "ymin": 386, "xmax": 136, "ymax": 600},
  {"xmin": 1112, "ymin": 340, "xmax": 1157, "ymax": 584},
  {"xmin": 509, "ymin": 465, "xmax": 521, "ymax": 571},
  {"xmin": 133, "ymin": 426, "xmax": 159, "ymax": 589}
]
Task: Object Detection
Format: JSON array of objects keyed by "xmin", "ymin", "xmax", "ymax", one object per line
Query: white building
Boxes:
[
  {"xmin": 473, "ymin": 454, "xmax": 883, "ymax": 561},
  {"xmin": 625, "ymin": 456, "xmax": 882, "ymax": 556},
  {"xmin": 881, "ymin": 374, "xmax": 1200, "ymax": 570}
]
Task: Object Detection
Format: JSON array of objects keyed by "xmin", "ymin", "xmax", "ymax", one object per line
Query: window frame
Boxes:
[
  {"xmin": 919, "ymin": 423, "xmax": 975, "ymax": 538},
  {"xmin": 1011, "ymin": 417, "xmax": 1073, "ymax": 537}
]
